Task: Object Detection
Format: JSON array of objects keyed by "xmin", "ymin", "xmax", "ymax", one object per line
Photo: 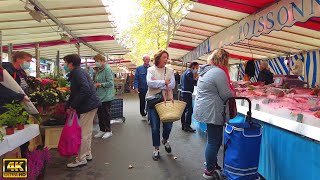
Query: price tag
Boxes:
[
  {"xmin": 297, "ymin": 114, "xmax": 303, "ymax": 123},
  {"xmin": 255, "ymin": 104, "xmax": 260, "ymax": 111}
]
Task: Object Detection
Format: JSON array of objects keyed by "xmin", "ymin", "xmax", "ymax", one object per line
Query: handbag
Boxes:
[
  {"xmin": 58, "ymin": 112, "xmax": 82, "ymax": 157},
  {"xmin": 146, "ymin": 91, "xmax": 164, "ymax": 108},
  {"xmin": 146, "ymin": 67, "xmax": 167, "ymax": 108}
]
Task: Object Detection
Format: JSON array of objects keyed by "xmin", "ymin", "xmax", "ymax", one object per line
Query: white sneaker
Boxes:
[
  {"xmin": 67, "ymin": 158, "xmax": 87, "ymax": 168},
  {"xmin": 142, "ymin": 116, "xmax": 147, "ymax": 121},
  {"xmin": 86, "ymin": 154, "xmax": 92, "ymax": 161},
  {"xmin": 94, "ymin": 131, "xmax": 105, "ymax": 138},
  {"xmin": 102, "ymin": 132, "xmax": 112, "ymax": 139}
]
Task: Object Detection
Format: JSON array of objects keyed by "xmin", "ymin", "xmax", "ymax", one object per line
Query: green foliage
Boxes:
[
  {"xmin": 118, "ymin": 0, "xmax": 191, "ymax": 65},
  {"xmin": 57, "ymin": 77, "xmax": 68, "ymax": 87},
  {"xmin": 0, "ymin": 102, "xmax": 29, "ymax": 127},
  {"xmin": 0, "ymin": 131, "xmax": 3, "ymax": 141}
]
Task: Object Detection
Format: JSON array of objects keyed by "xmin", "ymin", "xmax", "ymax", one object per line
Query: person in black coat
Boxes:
[
  {"xmin": 258, "ymin": 61, "xmax": 274, "ymax": 85},
  {"xmin": 63, "ymin": 54, "xmax": 101, "ymax": 168}
]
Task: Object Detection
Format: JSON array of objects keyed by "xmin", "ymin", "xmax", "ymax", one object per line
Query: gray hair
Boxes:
[
  {"xmin": 260, "ymin": 61, "xmax": 268, "ymax": 69},
  {"xmin": 143, "ymin": 54, "xmax": 150, "ymax": 60}
]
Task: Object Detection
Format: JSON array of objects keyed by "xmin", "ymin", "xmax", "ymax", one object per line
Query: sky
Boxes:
[{"xmin": 103, "ymin": 0, "xmax": 140, "ymax": 33}]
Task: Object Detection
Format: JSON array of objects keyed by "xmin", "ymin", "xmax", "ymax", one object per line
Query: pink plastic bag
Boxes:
[{"xmin": 58, "ymin": 112, "xmax": 81, "ymax": 157}]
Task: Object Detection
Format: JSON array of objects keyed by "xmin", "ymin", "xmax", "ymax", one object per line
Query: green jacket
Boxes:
[{"xmin": 95, "ymin": 64, "xmax": 114, "ymax": 102}]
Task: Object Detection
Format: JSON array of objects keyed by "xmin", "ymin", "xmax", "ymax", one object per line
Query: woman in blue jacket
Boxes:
[{"xmin": 63, "ymin": 54, "xmax": 101, "ymax": 168}]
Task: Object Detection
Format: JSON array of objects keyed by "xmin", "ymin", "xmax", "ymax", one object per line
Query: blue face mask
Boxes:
[
  {"xmin": 191, "ymin": 69, "xmax": 198, "ymax": 74},
  {"xmin": 64, "ymin": 64, "xmax": 70, "ymax": 73},
  {"xmin": 21, "ymin": 62, "xmax": 30, "ymax": 70},
  {"xmin": 95, "ymin": 62, "xmax": 101, "ymax": 68}
]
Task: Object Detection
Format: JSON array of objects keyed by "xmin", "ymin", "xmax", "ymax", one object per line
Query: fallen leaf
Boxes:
[{"xmin": 128, "ymin": 165, "xmax": 134, "ymax": 169}]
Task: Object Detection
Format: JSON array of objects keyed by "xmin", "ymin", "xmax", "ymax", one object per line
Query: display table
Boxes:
[
  {"xmin": 237, "ymin": 103, "xmax": 320, "ymax": 180},
  {"xmin": 0, "ymin": 124, "xmax": 40, "ymax": 156}
]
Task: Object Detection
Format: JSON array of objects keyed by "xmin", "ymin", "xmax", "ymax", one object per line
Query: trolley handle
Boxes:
[{"xmin": 223, "ymin": 97, "xmax": 252, "ymax": 123}]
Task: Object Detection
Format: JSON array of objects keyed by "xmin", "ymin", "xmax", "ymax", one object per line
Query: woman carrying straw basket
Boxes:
[{"xmin": 146, "ymin": 50, "xmax": 175, "ymax": 161}]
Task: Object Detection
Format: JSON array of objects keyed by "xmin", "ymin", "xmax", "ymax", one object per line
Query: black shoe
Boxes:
[
  {"xmin": 215, "ymin": 163, "xmax": 222, "ymax": 170},
  {"xmin": 185, "ymin": 126, "xmax": 196, "ymax": 133},
  {"xmin": 182, "ymin": 126, "xmax": 185, "ymax": 131},
  {"xmin": 152, "ymin": 150, "xmax": 160, "ymax": 161},
  {"xmin": 161, "ymin": 139, "xmax": 172, "ymax": 153}
]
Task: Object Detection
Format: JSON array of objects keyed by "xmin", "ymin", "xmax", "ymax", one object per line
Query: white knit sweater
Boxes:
[{"xmin": 146, "ymin": 65, "xmax": 175, "ymax": 98}]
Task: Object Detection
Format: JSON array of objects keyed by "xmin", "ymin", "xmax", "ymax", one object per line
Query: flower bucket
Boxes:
[
  {"xmin": 6, "ymin": 127, "xmax": 14, "ymax": 135},
  {"xmin": 36, "ymin": 105, "xmax": 44, "ymax": 114},
  {"xmin": 16, "ymin": 123, "xmax": 25, "ymax": 130}
]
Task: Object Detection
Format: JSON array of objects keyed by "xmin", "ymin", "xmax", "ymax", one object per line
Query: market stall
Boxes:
[{"xmin": 167, "ymin": 0, "xmax": 320, "ymax": 179}]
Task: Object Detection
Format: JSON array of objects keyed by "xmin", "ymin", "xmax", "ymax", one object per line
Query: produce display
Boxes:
[{"xmin": 234, "ymin": 81, "xmax": 320, "ymax": 120}]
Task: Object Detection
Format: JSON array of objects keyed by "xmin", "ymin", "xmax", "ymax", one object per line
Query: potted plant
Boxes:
[
  {"xmin": 16, "ymin": 110, "xmax": 29, "ymax": 130},
  {"xmin": 0, "ymin": 102, "xmax": 29, "ymax": 134}
]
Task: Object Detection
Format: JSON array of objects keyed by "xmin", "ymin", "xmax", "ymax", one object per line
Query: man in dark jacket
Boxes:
[
  {"xmin": 2, "ymin": 51, "xmax": 32, "ymax": 94},
  {"xmin": 63, "ymin": 54, "xmax": 101, "ymax": 168},
  {"xmin": 134, "ymin": 54, "xmax": 150, "ymax": 120},
  {"xmin": 258, "ymin": 61, "xmax": 274, "ymax": 85},
  {"xmin": 2, "ymin": 51, "xmax": 32, "ymax": 158},
  {"xmin": 180, "ymin": 62, "xmax": 199, "ymax": 132}
]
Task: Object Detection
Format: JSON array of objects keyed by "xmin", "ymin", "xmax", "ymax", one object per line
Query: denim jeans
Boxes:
[
  {"xmin": 181, "ymin": 94, "xmax": 193, "ymax": 127},
  {"xmin": 205, "ymin": 124, "xmax": 223, "ymax": 171},
  {"xmin": 148, "ymin": 107, "xmax": 173, "ymax": 147}
]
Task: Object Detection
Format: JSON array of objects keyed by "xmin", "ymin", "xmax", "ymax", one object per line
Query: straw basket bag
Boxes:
[
  {"xmin": 155, "ymin": 88, "xmax": 187, "ymax": 122},
  {"xmin": 155, "ymin": 100, "xmax": 186, "ymax": 122}
]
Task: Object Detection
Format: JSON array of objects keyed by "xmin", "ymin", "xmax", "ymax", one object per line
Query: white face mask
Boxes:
[{"xmin": 191, "ymin": 69, "xmax": 198, "ymax": 74}]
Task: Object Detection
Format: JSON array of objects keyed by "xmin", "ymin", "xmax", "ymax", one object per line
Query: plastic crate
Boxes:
[{"xmin": 110, "ymin": 99, "xmax": 125, "ymax": 122}]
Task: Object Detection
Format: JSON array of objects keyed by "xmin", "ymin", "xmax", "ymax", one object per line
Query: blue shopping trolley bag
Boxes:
[{"xmin": 223, "ymin": 121, "xmax": 262, "ymax": 180}]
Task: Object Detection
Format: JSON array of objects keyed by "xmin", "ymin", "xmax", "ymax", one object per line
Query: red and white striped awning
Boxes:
[
  {"xmin": 0, "ymin": 0, "xmax": 129, "ymax": 60},
  {"xmin": 167, "ymin": 0, "xmax": 320, "ymax": 64}
]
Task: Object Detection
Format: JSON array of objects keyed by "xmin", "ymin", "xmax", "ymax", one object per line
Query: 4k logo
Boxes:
[{"xmin": 2, "ymin": 159, "xmax": 27, "ymax": 178}]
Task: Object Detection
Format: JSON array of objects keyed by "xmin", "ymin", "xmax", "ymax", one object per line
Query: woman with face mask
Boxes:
[{"xmin": 93, "ymin": 54, "xmax": 115, "ymax": 139}]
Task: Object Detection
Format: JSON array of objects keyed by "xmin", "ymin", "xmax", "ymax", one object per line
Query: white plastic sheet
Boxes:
[{"xmin": 0, "ymin": 69, "xmax": 38, "ymax": 114}]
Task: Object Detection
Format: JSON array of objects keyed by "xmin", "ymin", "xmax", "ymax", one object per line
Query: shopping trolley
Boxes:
[{"xmin": 214, "ymin": 97, "xmax": 262, "ymax": 180}]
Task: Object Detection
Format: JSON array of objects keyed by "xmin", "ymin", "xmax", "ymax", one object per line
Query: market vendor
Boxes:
[
  {"xmin": 2, "ymin": 51, "xmax": 32, "ymax": 158},
  {"xmin": 257, "ymin": 61, "xmax": 274, "ymax": 85},
  {"xmin": 2, "ymin": 51, "xmax": 32, "ymax": 94}
]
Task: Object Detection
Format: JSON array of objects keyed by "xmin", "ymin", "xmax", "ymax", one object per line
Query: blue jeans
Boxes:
[
  {"xmin": 205, "ymin": 124, "xmax": 223, "ymax": 171},
  {"xmin": 148, "ymin": 107, "xmax": 173, "ymax": 147}
]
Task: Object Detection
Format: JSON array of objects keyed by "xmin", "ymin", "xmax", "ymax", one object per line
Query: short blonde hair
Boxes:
[
  {"xmin": 94, "ymin": 54, "xmax": 106, "ymax": 62},
  {"xmin": 207, "ymin": 49, "xmax": 230, "ymax": 67}
]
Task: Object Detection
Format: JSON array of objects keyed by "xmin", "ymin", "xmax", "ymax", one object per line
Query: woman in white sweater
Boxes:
[{"xmin": 146, "ymin": 50, "xmax": 175, "ymax": 161}]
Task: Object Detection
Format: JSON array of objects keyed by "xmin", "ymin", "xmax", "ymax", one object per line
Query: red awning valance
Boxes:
[{"xmin": 2, "ymin": 35, "xmax": 115, "ymax": 51}]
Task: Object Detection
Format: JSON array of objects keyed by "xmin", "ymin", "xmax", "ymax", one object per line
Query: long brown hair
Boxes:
[{"xmin": 154, "ymin": 50, "xmax": 169, "ymax": 67}]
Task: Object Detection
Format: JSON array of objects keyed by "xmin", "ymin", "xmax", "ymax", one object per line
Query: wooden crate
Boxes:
[
  {"xmin": 0, "ymin": 147, "xmax": 21, "ymax": 175},
  {"xmin": 29, "ymin": 135, "xmax": 43, "ymax": 151},
  {"xmin": 43, "ymin": 126, "xmax": 63, "ymax": 150}
]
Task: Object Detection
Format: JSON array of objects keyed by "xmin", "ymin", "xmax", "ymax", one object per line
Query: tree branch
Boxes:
[{"xmin": 157, "ymin": 0, "xmax": 176, "ymax": 26}]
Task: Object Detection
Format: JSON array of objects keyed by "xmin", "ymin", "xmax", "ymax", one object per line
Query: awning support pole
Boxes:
[
  {"xmin": 35, "ymin": 43, "xmax": 40, "ymax": 78},
  {"xmin": 56, "ymin": 50, "xmax": 60, "ymax": 79},
  {"xmin": 8, "ymin": 43, "xmax": 13, "ymax": 63}
]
